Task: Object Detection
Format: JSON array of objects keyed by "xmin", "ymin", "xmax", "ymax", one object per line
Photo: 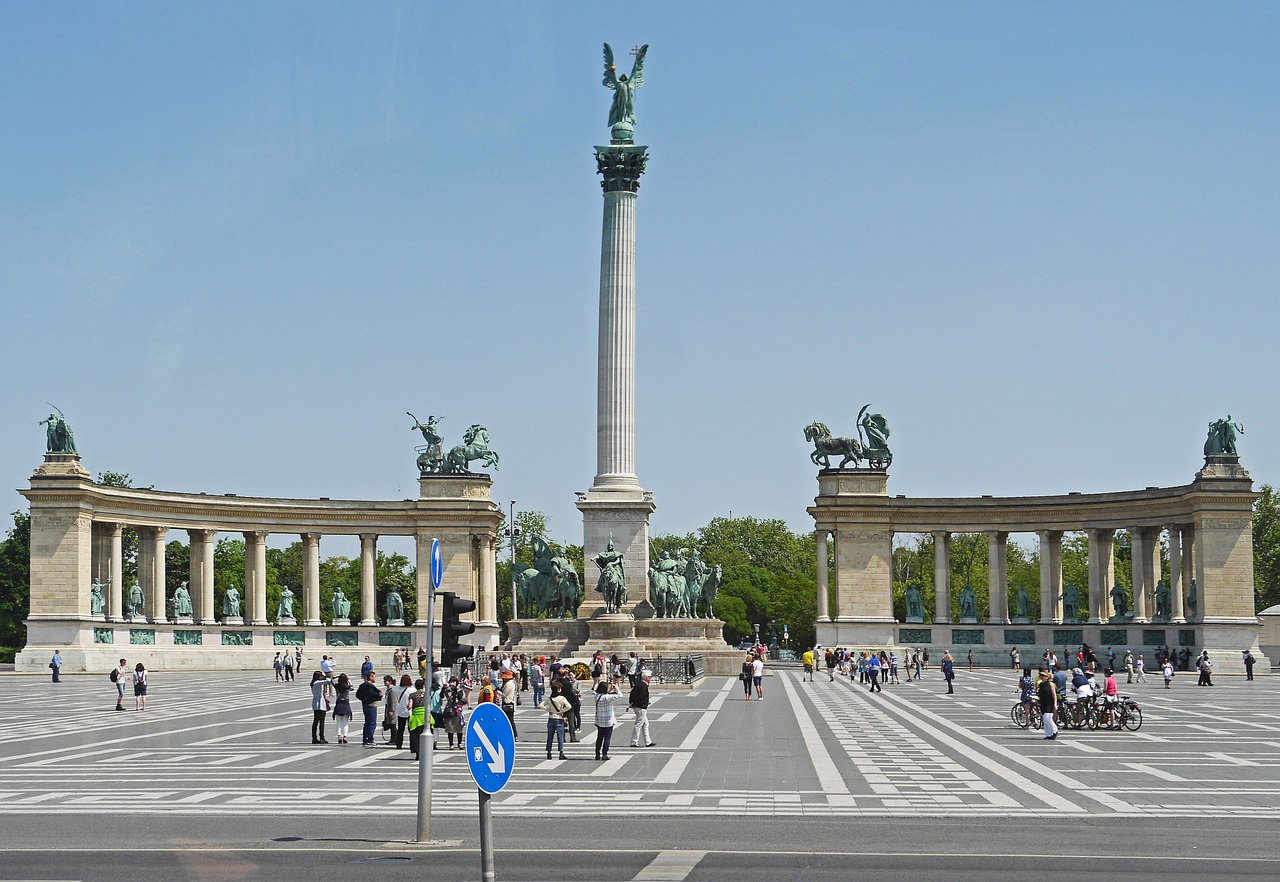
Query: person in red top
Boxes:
[{"xmin": 1102, "ymin": 668, "xmax": 1120, "ymax": 728}]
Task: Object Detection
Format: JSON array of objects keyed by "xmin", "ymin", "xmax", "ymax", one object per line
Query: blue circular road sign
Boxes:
[
  {"xmin": 465, "ymin": 702, "xmax": 515, "ymax": 794},
  {"xmin": 430, "ymin": 538, "xmax": 443, "ymax": 590}
]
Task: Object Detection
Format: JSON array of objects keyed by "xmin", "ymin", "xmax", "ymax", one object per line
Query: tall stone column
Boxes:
[
  {"xmin": 245, "ymin": 531, "xmax": 268, "ymax": 625},
  {"xmin": 200, "ymin": 530, "xmax": 215, "ymax": 624},
  {"xmin": 478, "ymin": 535, "xmax": 497, "ymax": 628},
  {"xmin": 187, "ymin": 529, "xmax": 208, "ymax": 621},
  {"xmin": 815, "ymin": 530, "xmax": 830, "ymax": 622},
  {"xmin": 987, "ymin": 531, "xmax": 1009, "ymax": 625},
  {"xmin": 1168, "ymin": 525, "xmax": 1185, "ymax": 623},
  {"xmin": 359, "ymin": 534, "xmax": 378, "ymax": 626},
  {"xmin": 577, "ymin": 139, "xmax": 655, "ymax": 616},
  {"xmin": 1087, "ymin": 529, "xmax": 1114, "ymax": 623},
  {"xmin": 149, "ymin": 527, "xmax": 168, "ymax": 623},
  {"xmin": 1037, "ymin": 530, "xmax": 1062, "ymax": 623},
  {"xmin": 108, "ymin": 523, "xmax": 124, "ymax": 621},
  {"xmin": 137, "ymin": 531, "xmax": 152, "ymax": 618},
  {"xmin": 1131, "ymin": 528, "xmax": 1148, "ymax": 623},
  {"xmin": 932, "ymin": 531, "xmax": 950, "ymax": 624},
  {"xmin": 302, "ymin": 533, "xmax": 321, "ymax": 626},
  {"xmin": 1183, "ymin": 524, "xmax": 1197, "ymax": 620}
]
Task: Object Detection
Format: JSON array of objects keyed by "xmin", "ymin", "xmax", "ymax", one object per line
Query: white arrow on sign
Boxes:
[{"xmin": 472, "ymin": 720, "xmax": 506, "ymax": 775}]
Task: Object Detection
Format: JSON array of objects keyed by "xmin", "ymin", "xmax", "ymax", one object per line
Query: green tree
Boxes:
[
  {"xmin": 1255, "ymin": 485, "xmax": 1280, "ymax": 611},
  {"xmin": 0, "ymin": 511, "xmax": 32, "ymax": 651}
]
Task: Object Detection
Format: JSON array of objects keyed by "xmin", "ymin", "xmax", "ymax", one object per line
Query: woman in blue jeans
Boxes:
[{"xmin": 544, "ymin": 680, "xmax": 571, "ymax": 760}]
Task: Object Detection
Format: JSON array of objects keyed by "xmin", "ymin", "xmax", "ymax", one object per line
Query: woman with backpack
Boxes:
[{"xmin": 132, "ymin": 662, "xmax": 148, "ymax": 711}]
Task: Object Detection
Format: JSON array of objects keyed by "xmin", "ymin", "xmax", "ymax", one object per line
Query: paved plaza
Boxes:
[{"xmin": 2, "ymin": 665, "xmax": 1280, "ymax": 880}]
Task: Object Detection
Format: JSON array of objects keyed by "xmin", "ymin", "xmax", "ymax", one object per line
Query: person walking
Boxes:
[
  {"xmin": 112, "ymin": 658, "xmax": 129, "ymax": 711},
  {"xmin": 752, "ymin": 652, "xmax": 765, "ymax": 701},
  {"xmin": 628, "ymin": 670, "xmax": 654, "ymax": 747},
  {"xmin": 1197, "ymin": 652, "xmax": 1214, "ymax": 687},
  {"xmin": 407, "ymin": 678, "xmax": 427, "ymax": 758},
  {"xmin": 922, "ymin": 647, "xmax": 930, "ymax": 671},
  {"xmin": 50, "ymin": 650, "xmax": 62, "ymax": 682},
  {"xmin": 283, "ymin": 650, "xmax": 295, "ymax": 682},
  {"xmin": 543, "ymin": 680, "xmax": 571, "ymax": 760},
  {"xmin": 360, "ymin": 656, "xmax": 374, "ymax": 680},
  {"xmin": 273, "ymin": 653, "xmax": 284, "ymax": 682},
  {"xmin": 825, "ymin": 649, "xmax": 837, "ymax": 681},
  {"xmin": 332, "ymin": 673, "xmax": 353, "ymax": 744},
  {"xmin": 564, "ymin": 668, "xmax": 584, "ymax": 740},
  {"xmin": 1037, "ymin": 668, "xmax": 1058, "ymax": 740},
  {"xmin": 1017, "ymin": 667, "xmax": 1035, "ymax": 729},
  {"xmin": 742, "ymin": 653, "xmax": 755, "ymax": 700},
  {"xmin": 1244, "ymin": 650, "xmax": 1256, "ymax": 681},
  {"xmin": 1162, "ymin": 657, "xmax": 1174, "ymax": 689},
  {"xmin": 1123, "ymin": 649, "xmax": 1135, "ymax": 684},
  {"xmin": 1010, "ymin": 647, "xmax": 1020, "ymax": 671},
  {"xmin": 593, "ymin": 680, "xmax": 620, "ymax": 761},
  {"xmin": 393, "ymin": 674, "xmax": 415, "ymax": 749},
  {"xmin": 941, "ymin": 651, "xmax": 955, "ymax": 695},
  {"xmin": 867, "ymin": 653, "xmax": 882, "ymax": 693},
  {"xmin": 355, "ymin": 671, "xmax": 383, "ymax": 747},
  {"xmin": 802, "ymin": 648, "xmax": 815, "ymax": 683},
  {"xmin": 530, "ymin": 657, "xmax": 546, "ymax": 706},
  {"xmin": 500, "ymin": 671, "xmax": 519, "ymax": 741},
  {"xmin": 441, "ymin": 675, "xmax": 467, "ymax": 750},
  {"xmin": 1135, "ymin": 655, "xmax": 1147, "ymax": 684},
  {"xmin": 131, "ymin": 663, "xmax": 149, "ymax": 710},
  {"xmin": 967, "ymin": 648, "xmax": 974, "ymax": 672},
  {"xmin": 309, "ymin": 671, "xmax": 329, "ymax": 744}
]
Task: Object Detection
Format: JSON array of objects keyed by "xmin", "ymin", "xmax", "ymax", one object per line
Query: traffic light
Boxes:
[{"xmin": 440, "ymin": 591, "xmax": 476, "ymax": 666}]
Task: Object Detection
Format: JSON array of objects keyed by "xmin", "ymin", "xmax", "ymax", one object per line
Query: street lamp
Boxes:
[{"xmin": 506, "ymin": 500, "xmax": 521, "ymax": 620}]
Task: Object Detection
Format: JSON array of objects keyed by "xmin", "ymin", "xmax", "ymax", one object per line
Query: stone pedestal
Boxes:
[
  {"xmin": 507, "ymin": 618, "xmax": 590, "ymax": 657},
  {"xmin": 385, "ymin": 618, "xmax": 405, "ymax": 628},
  {"xmin": 222, "ymin": 616, "xmax": 244, "ymax": 626},
  {"xmin": 577, "ymin": 490, "xmax": 656, "ymax": 618},
  {"xmin": 173, "ymin": 616, "xmax": 194, "ymax": 625},
  {"xmin": 277, "ymin": 616, "xmax": 297, "ymax": 626}
]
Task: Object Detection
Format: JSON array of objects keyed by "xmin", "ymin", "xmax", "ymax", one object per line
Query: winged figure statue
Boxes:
[{"xmin": 603, "ymin": 43, "xmax": 648, "ymax": 138}]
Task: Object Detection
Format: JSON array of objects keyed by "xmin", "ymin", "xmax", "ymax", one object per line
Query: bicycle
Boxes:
[
  {"xmin": 1011, "ymin": 700, "xmax": 1043, "ymax": 730},
  {"xmin": 1101, "ymin": 695, "xmax": 1143, "ymax": 731}
]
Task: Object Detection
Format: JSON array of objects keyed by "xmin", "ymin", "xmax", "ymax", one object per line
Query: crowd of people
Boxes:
[{"xmin": 297, "ymin": 649, "xmax": 658, "ymax": 760}]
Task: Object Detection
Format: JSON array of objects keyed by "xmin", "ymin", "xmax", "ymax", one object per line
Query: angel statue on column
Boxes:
[{"xmin": 603, "ymin": 43, "xmax": 648, "ymax": 142}]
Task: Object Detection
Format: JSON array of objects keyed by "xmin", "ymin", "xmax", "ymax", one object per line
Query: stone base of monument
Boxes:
[
  {"xmin": 173, "ymin": 616, "xmax": 193, "ymax": 625},
  {"xmin": 1011, "ymin": 616, "xmax": 1032, "ymax": 625},
  {"xmin": 582, "ymin": 613, "xmax": 647, "ymax": 655},
  {"xmin": 277, "ymin": 616, "xmax": 297, "ymax": 626},
  {"xmin": 331, "ymin": 617, "xmax": 352, "ymax": 628},
  {"xmin": 816, "ymin": 617, "xmax": 897, "ymax": 649},
  {"xmin": 221, "ymin": 616, "xmax": 244, "ymax": 626},
  {"xmin": 385, "ymin": 618, "xmax": 405, "ymax": 628},
  {"xmin": 506, "ymin": 617, "xmax": 590, "ymax": 657},
  {"xmin": 32, "ymin": 452, "xmax": 90, "ymax": 479}
]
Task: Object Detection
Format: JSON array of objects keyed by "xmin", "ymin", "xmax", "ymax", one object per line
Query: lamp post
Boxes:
[{"xmin": 507, "ymin": 501, "xmax": 520, "ymax": 620}]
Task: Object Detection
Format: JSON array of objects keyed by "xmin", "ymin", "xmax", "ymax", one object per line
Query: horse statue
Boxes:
[
  {"xmin": 648, "ymin": 551, "xmax": 687, "ymax": 618},
  {"xmin": 693, "ymin": 564, "xmax": 721, "ymax": 618},
  {"xmin": 445, "ymin": 424, "xmax": 500, "ymax": 473},
  {"xmin": 593, "ymin": 535, "xmax": 628, "ymax": 614},
  {"xmin": 804, "ymin": 421, "xmax": 864, "ymax": 468},
  {"xmin": 517, "ymin": 535, "xmax": 580, "ymax": 619}
]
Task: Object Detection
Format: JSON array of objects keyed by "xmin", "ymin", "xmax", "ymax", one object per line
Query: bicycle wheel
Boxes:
[
  {"xmin": 1122, "ymin": 706, "xmax": 1143, "ymax": 731},
  {"xmin": 1085, "ymin": 704, "xmax": 1101, "ymax": 730},
  {"xmin": 1011, "ymin": 704, "xmax": 1027, "ymax": 728},
  {"xmin": 1030, "ymin": 706, "xmax": 1043, "ymax": 730}
]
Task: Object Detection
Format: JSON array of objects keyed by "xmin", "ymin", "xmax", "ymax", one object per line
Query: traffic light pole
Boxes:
[{"xmin": 415, "ymin": 580, "xmax": 436, "ymax": 843}]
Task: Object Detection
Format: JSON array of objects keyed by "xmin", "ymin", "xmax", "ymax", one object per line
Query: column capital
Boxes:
[
  {"xmin": 301, "ymin": 532, "xmax": 321, "ymax": 545},
  {"xmin": 244, "ymin": 530, "xmax": 266, "ymax": 542},
  {"xmin": 108, "ymin": 522, "xmax": 125, "ymax": 538},
  {"xmin": 595, "ymin": 144, "xmax": 648, "ymax": 193},
  {"xmin": 359, "ymin": 533, "xmax": 378, "ymax": 544}
]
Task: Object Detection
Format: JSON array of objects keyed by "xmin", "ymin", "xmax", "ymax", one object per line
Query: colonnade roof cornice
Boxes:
[
  {"xmin": 21, "ymin": 479, "xmax": 501, "ymax": 536},
  {"xmin": 808, "ymin": 477, "xmax": 1256, "ymax": 535}
]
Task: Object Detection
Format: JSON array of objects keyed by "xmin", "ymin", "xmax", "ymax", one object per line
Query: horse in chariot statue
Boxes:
[{"xmin": 804, "ymin": 404, "xmax": 892, "ymax": 469}]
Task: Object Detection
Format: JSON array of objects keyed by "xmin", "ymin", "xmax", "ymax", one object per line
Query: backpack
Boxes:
[{"xmin": 109, "ymin": 668, "xmax": 118, "ymax": 683}]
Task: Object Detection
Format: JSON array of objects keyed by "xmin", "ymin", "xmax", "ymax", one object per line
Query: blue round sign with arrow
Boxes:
[
  {"xmin": 465, "ymin": 702, "xmax": 515, "ymax": 794},
  {"xmin": 430, "ymin": 538, "xmax": 443, "ymax": 591}
]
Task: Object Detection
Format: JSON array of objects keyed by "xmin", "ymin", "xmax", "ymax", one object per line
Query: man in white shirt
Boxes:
[
  {"xmin": 751, "ymin": 655, "xmax": 765, "ymax": 701},
  {"xmin": 320, "ymin": 655, "xmax": 335, "ymax": 678},
  {"xmin": 113, "ymin": 658, "xmax": 129, "ymax": 711}
]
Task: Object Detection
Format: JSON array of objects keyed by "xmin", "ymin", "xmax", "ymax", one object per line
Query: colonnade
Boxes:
[{"xmin": 813, "ymin": 524, "xmax": 1203, "ymax": 627}]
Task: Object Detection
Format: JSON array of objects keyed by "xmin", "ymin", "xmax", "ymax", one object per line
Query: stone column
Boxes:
[
  {"xmin": 245, "ymin": 531, "xmax": 268, "ymax": 625},
  {"xmin": 1038, "ymin": 530, "xmax": 1062, "ymax": 623},
  {"xmin": 1183, "ymin": 524, "xmax": 1198, "ymax": 621},
  {"xmin": 1087, "ymin": 529, "xmax": 1114, "ymax": 623},
  {"xmin": 149, "ymin": 527, "xmax": 168, "ymax": 623},
  {"xmin": 987, "ymin": 531, "xmax": 1009, "ymax": 624},
  {"xmin": 359, "ymin": 534, "xmax": 378, "ymax": 626},
  {"xmin": 932, "ymin": 531, "xmax": 950, "ymax": 624},
  {"xmin": 414, "ymin": 532, "xmax": 432, "ymax": 627},
  {"xmin": 301, "ymin": 533, "xmax": 321, "ymax": 626},
  {"xmin": 108, "ymin": 523, "xmax": 124, "ymax": 621},
  {"xmin": 186, "ymin": 529, "xmax": 207, "ymax": 621},
  {"xmin": 136, "ymin": 531, "xmax": 152, "ymax": 618},
  {"xmin": 1130, "ymin": 528, "xmax": 1148, "ymax": 623},
  {"xmin": 200, "ymin": 530, "xmax": 215, "ymax": 624},
  {"xmin": 1169, "ymin": 525, "xmax": 1185, "ymax": 623},
  {"xmin": 480, "ymin": 535, "xmax": 497, "ymax": 628},
  {"xmin": 815, "ymin": 530, "xmax": 830, "ymax": 622}
]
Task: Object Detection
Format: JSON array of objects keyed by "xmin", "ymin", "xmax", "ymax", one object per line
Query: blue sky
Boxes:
[{"xmin": 2, "ymin": 3, "xmax": 1277, "ymax": 558}]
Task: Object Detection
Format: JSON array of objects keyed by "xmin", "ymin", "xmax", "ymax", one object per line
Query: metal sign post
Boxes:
[
  {"xmin": 466, "ymin": 702, "xmax": 515, "ymax": 882},
  {"xmin": 415, "ymin": 537, "xmax": 444, "ymax": 843}
]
